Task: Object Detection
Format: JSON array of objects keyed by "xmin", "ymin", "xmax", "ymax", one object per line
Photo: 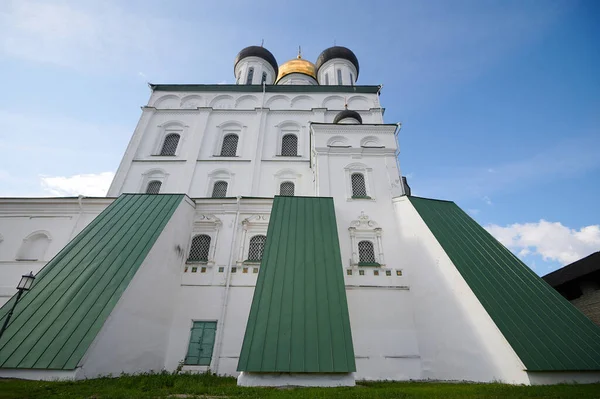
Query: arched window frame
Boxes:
[
  {"xmin": 247, "ymin": 234, "xmax": 267, "ymax": 262},
  {"xmin": 146, "ymin": 180, "xmax": 162, "ymax": 194},
  {"xmin": 187, "ymin": 234, "xmax": 211, "ymax": 263},
  {"xmin": 154, "ymin": 121, "xmax": 187, "ymax": 157},
  {"xmin": 280, "ymin": 133, "xmax": 298, "ymax": 156},
  {"xmin": 344, "ymin": 163, "xmax": 375, "ymax": 201},
  {"xmin": 214, "ymin": 122, "xmax": 246, "ymax": 158},
  {"xmin": 238, "ymin": 214, "xmax": 270, "ymax": 265},
  {"xmin": 140, "ymin": 169, "xmax": 169, "ymax": 194},
  {"xmin": 16, "ymin": 231, "xmax": 52, "ymax": 262},
  {"xmin": 219, "ymin": 134, "xmax": 239, "ymax": 157},
  {"xmin": 348, "ymin": 212, "xmax": 384, "ymax": 267},
  {"xmin": 279, "ymin": 181, "xmax": 295, "ymax": 196},
  {"xmin": 275, "ymin": 121, "xmax": 304, "ymax": 158},
  {"xmin": 159, "ymin": 133, "xmax": 181, "ymax": 156},
  {"xmin": 206, "ymin": 169, "xmax": 234, "ymax": 197},
  {"xmin": 274, "ymin": 169, "xmax": 301, "ymax": 197},
  {"xmin": 186, "ymin": 214, "xmax": 222, "ymax": 266},
  {"xmin": 211, "ymin": 180, "xmax": 228, "ymax": 198}
]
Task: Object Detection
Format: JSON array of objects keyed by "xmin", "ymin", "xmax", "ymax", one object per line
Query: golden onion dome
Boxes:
[{"xmin": 276, "ymin": 55, "xmax": 317, "ymax": 83}]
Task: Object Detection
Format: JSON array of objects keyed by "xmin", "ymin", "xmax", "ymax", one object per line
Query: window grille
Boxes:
[
  {"xmin": 212, "ymin": 181, "xmax": 228, "ymax": 198},
  {"xmin": 337, "ymin": 69, "xmax": 342, "ymax": 85},
  {"xmin": 188, "ymin": 234, "xmax": 211, "ymax": 262},
  {"xmin": 160, "ymin": 133, "xmax": 180, "ymax": 156},
  {"xmin": 220, "ymin": 134, "xmax": 238, "ymax": 156},
  {"xmin": 146, "ymin": 180, "xmax": 162, "ymax": 194},
  {"xmin": 262, "ymin": 72, "xmax": 267, "ymax": 84},
  {"xmin": 358, "ymin": 240, "xmax": 376, "ymax": 263},
  {"xmin": 246, "ymin": 67, "xmax": 254, "ymax": 84},
  {"xmin": 279, "ymin": 181, "xmax": 295, "ymax": 196},
  {"xmin": 281, "ymin": 134, "xmax": 298, "ymax": 156},
  {"xmin": 248, "ymin": 235, "xmax": 266, "ymax": 261},
  {"xmin": 351, "ymin": 173, "xmax": 367, "ymax": 197}
]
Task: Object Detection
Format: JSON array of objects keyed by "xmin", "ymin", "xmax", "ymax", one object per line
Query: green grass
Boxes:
[{"xmin": 1, "ymin": 372, "xmax": 599, "ymax": 399}]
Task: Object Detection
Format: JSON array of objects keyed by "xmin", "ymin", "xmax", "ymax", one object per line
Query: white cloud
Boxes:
[
  {"xmin": 485, "ymin": 220, "xmax": 600, "ymax": 265},
  {"xmin": 40, "ymin": 172, "xmax": 114, "ymax": 196},
  {"xmin": 482, "ymin": 196, "xmax": 492, "ymax": 205}
]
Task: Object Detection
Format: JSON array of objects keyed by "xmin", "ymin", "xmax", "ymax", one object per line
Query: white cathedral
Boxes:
[{"xmin": 1, "ymin": 45, "xmax": 600, "ymax": 386}]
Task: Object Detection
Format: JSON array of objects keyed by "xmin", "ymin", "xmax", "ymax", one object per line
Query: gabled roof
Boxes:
[
  {"xmin": 238, "ymin": 196, "xmax": 356, "ymax": 373},
  {"xmin": 0, "ymin": 194, "xmax": 183, "ymax": 370},
  {"xmin": 543, "ymin": 252, "xmax": 600, "ymax": 288},
  {"xmin": 409, "ymin": 196, "xmax": 600, "ymax": 371}
]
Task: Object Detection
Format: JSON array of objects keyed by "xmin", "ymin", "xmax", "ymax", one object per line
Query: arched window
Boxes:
[
  {"xmin": 281, "ymin": 134, "xmax": 298, "ymax": 156},
  {"xmin": 261, "ymin": 72, "xmax": 268, "ymax": 84},
  {"xmin": 146, "ymin": 180, "xmax": 162, "ymax": 194},
  {"xmin": 325, "ymin": 73, "xmax": 329, "ymax": 85},
  {"xmin": 212, "ymin": 181, "xmax": 228, "ymax": 198},
  {"xmin": 16, "ymin": 232, "xmax": 51, "ymax": 261},
  {"xmin": 160, "ymin": 133, "xmax": 180, "ymax": 156},
  {"xmin": 246, "ymin": 67, "xmax": 254, "ymax": 84},
  {"xmin": 220, "ymin": 134, "xmax": 238, "ymax": 156},
  {"xmin": 337, "ymin": 69, "xmax": 343, "ymax": 85},
  {"xmin": 358, "ymin": 240, "xmax": 376, "ymax": 263},
  {"xmin": 248, "ymin": 235, "xmax": 266, "ymax": 262},
  {"xmin": 351, "ymin": 173, "xmax": 367, "ymax": 197},
  {"xmin": 279, "ymin": 181, "xmax": 295, "ymax": 196},
  {"xmin": 187, "ymin": 234, "xmax": 211, "ymax": 262}
]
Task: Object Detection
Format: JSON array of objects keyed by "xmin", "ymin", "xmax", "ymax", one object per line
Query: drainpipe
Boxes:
[{"xmin": 213, "ymin": 195, "xmax": 241, "ymax": 374}]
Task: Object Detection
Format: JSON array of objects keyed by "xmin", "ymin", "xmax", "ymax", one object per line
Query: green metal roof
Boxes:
[
  {"xmin": 237, "ymin": 196, "xmax": 356, "ymax": 373},
  {"xmin": 409, "ymin": 196, "xmax": 600, "ymax": 371},
  {"xmin": 0, "ymin": 194, "xmax": 183, "ymax": 370},
  {"xmin": 149, "ymin": 83, "xmax": 380, "ymax": 94}
]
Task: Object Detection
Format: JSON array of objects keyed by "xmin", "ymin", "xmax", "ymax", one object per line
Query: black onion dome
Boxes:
[
  {"xmin": 333, "ymin": 109, "xmax": 362, "ymax": 124},
  {"xmin": 316, "ymin": 46, "xmax": 359, "ymax": 76},
  {"xmin": 234, "ymin": 46, "xmax": 278, "ymax": 75}
]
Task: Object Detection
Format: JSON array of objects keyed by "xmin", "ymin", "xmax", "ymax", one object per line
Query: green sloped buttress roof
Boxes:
[
  {"xmin": 237, "ymin": 196, "xmax": 356, "ymax": 373},
  {"xmin": 409, "ymin": 196, "xmax": 600, "ymax": 371},
  {"xmin": 0, "ymin": 194, "xmax": 184, "ymax": 370}
]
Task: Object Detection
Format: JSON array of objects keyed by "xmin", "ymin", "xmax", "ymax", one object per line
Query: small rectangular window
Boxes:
[
  {"xmin": 232, "ymin": 267, "xmax": 237, "ymax": 273},
  {"xmin": 185, "ymin": 321, "xmax": 217, "ymax": 366},
  {"xmin": 218, "ymin": 267, "xmax": 224, "ymax": 273},
  {"xmin": 346, "ymin": 269, "xmax": 352, "ymax": 276},
  {"xmin": 396, "ymin": 270, "xmax": 403, "ymax": 276},
  {"xmin": 184, "ymin": 266, "xmax": 189, "ymax": 273},
  {"xmin": 386, "ymin": 270, "xmax": 391, "ymax": 276},
  {"xmin": 359, "ymin": 270, "xmax": 365, "ymax": 276},
  {"xmin": 243, "ymin": 267, "xmax": 248, "ymax": 274},
  {"xmin": 201, "ymin": 267, "xmax": 206, "ymax": 273},
  {"xmin": 246, "ymin": 67, "xmax": 254, "ymax": 85},
  {"xmin": 253, "ymin": 267, "xmax": 259, "ymax": 274},
  {"xmin": 337, "ymin": 69, "xmax": 342, "ymax": 85},
  {"xmin": 374, "ymin": 270, "xmax": 379, "ymax": 276},
  {"xmin": 191, "ymin": 267, "xmax": 198, "ymax": 273}
]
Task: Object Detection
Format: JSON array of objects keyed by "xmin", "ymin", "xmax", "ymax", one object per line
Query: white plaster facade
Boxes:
[{"xmin": 1, "ymin": 45, "xmax": 598, "ymax": 386}]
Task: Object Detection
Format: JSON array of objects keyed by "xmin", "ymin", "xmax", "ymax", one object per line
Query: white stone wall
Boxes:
[{"xmin": 0, "ymin": 198, "xmax": 112, "ymax": 307}]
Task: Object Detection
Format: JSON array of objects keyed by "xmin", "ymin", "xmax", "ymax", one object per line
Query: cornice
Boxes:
[{"xmin": 311, "ymin": 124, "xmax": 397, "ymax": 135}]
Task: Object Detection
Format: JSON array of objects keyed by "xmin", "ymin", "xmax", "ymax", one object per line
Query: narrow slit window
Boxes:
[
  {"xmin": 279, "ymin": 181, "xmax": 295, "ymax": 196},
  {"xmin": 220, "ymin": 134, "xmax": 238, "ymax": 156},
  {"xmin": 248, "ymin": 235, "xmax": 266, "ymax": 262},
  {"xmin": 187, "ymin": 234, "xmax": 211, "ymax": 262},
  {"xmin": 358, "ymin": 240, "xmax": 376, "ymax": 263},
  {"xmin": 262, "ymin": 72, "xmax": 267, "ymax": 84},
  {"xmin": 280, "ymin": 134, "xmax": 298, "ymax": 156},
  {"xmin": 212, "ymin": 181, "xmax": 228, "ymax": 198},
  {"xmin": 351, "ymin": 173, "xmax": 367, "ymax": 197},
  {"xmin": 350, "ymin": 72, "xmax": 354, "ymax": 86},
  {"xmin": 146, "ymin": 180, "xmax": 162, "ymax": 194},
  {"xmin": 337, "ymin": 69, "xmax": 342, "ymax": 85},
  {"xmin": 325, "ymin": 73, "xmax": 329, "ymax": 85},
  {"xmin": 246, "ymin": 67, "xmax": 254, "ymax": 84},
  {"xmin": 160, "ymin": 133, "xmax": 180, "ymax": 156}
]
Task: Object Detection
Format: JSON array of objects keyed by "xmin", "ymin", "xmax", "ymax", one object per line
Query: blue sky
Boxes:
[{"xmin": 0, "ymin": 0, "xmax": 598, "ymax": 275}]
